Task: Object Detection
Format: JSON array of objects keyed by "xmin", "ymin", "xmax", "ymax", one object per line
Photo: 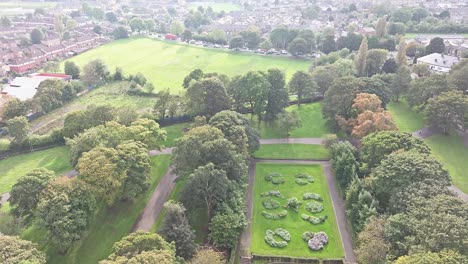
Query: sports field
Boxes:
[
  {"xmin": 251, "ymin": 163, "xmax": 343, "ymax": 258},
  {"xmin": 64, "ymin": 38, "xmax": 310, "ymax": 94}
]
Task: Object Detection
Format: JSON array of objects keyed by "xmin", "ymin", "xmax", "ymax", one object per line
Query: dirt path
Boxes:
[
  {"xmin": 132, "ymin": 166, "xmax": 177, "ymax": 232},
  {"xmin": 240, "ymin": 158, "xmax": 357, "ymax": 264}
]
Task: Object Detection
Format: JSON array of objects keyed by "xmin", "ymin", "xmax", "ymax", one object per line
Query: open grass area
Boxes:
[
  {"xmin": 64, "ymin": 38, "xmax": 310, "ymax": 94},
  {"xmin": 163, "ymin": 123, "xmax": 190, "ymax": 147},
  {"xmin": 251, "ymin": 163, "xmax": 343, "ymax": 259},
  {"xmin": 22, "ymin": 155, "xmax": 171, "ymax": 264},
  {"xmin": 0, "ymin": 1, "xmax": 56, "ymax": 15},
  {"xmin": 426, "ymin": 135, "xmax": 468, "ymax": 193},
  {"xmin": 387, "ymin": 101, "xmax": 425, "ymax": 133},
  {"xmin": 255, "ymin": 103, "xmax": 329, "ymax": 138},
  {"xmin": 404, "ymin": 33, "xmax": 468, "ymax": 39},
  {"xmin": 0, "ymin": 146, "xmax": 71, "ymax": 194},
  {"xmin": 189, "ymin": 2, "xmax": 241, "ymax": 12},
  {"xmin": 254, "ymin": 144, "xmax": 329, "ymax": 160}
]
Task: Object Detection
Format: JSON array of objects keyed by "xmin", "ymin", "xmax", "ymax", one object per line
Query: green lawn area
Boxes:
[
  {"xmin": 387, "ymin": 101, "xmax": 425, "ymax": 133},
  {"xmin": 0, "ymin": 146, "xmax": 72, "ymax": 194},
  {"xmin": 189, "ymin": 2, "xmax": 241, "ymax": 12},
  {"xmin": 64, "ymin": 37, "xmax": 310, "ymax": 94},
  {"xmin": 22, "ymin": 155, "xmax": 172, "ymax": 264},
  {"xmin": 255, "ymin": 103, "xmax": 329, "ymax": 138},
  {"xmin": 251, "ymin": 163, "xmax": 343, "ymax": 259},
  {"xmin": 404, "ymin": 33, "xmax": 468, "ymax": 39},
  {"xmin": 163, "ymin": 123, "xmax": 190, "ymax": 147},
  {"xmin": 426, "ymin": 135, "xmax": 468, "ymax": 194},
  {"xmin": 254, "ymin": 144, "xmax": 329, "ymax": 160}
]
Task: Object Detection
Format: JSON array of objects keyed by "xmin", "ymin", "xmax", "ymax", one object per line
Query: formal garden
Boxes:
[{"xmin": 251, "ymin": 163, "xmax": 343, "ymax": 259}]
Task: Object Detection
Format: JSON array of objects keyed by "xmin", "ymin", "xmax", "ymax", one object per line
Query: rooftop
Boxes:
[{"xmin": 2, "ymin": 73, "xmax": 70, "ymax": 101}]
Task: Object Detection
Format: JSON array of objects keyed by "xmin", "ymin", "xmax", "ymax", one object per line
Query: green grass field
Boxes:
[
  {"xmin": 426, "ymin": 135, "xmax": 468, "ymax": 193},
  {"xmin": 254, "ymin": 144, "xmax": 329, "ymax": 160},
  {"xmin": 387, "ymin": 101, "xmax": 425, "ymax": 133},
  {"xmin": 163, "ymin": 123, "xmax": 190, "ymax": 147},
  {"xmin": 251, "ymin": 163, "xmax": 343, "ymax": 258},
  {"xmin": 22, "ymin": 154, "xmax": 171, "ymax": 264},
  {"xmin": 0, "ymin": 146, "xmax": 71, "ymax": 194},
  {"xmin": 404, "ymin": 33, "xmax": 468, "ymax": 39},
  {"xmin": 255, "ymin": 103, "xmax": 329, "ymax": 138},
  {"xmin": 64, "ymin": 38, "xmax": 310, "ymax": 94},
  {"xmin": 189, "ymin": 2, "xmax": 241, "ymax": 12}
]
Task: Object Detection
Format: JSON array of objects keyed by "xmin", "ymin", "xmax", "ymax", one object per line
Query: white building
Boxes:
[{"xmin": 416, "ymin": 53, "xmax": 462, "ymax": 73}]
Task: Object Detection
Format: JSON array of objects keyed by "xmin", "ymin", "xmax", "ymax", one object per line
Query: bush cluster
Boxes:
[
  {"xmin": 296, "ymin": 173, "xmax": 314, "ymax": 183},
  {"xmin": 260, "ymin": 190, "xmax": 284, "ymax": 198},
  {"xmin": 262, "ymin": 198, "xmax": 281, "ymax": 210},
  {"xmin": 305, "ymin": 201, "xmax": 324, "ymax": 213},
  {"xmin": 271, "ymin": 177, "xmax": 286, "ymax": 184},
  {"xmin": 301, "ymin": 214, "xmax": 327, "ymax": 224},
  {"xmin": 264, "ymin": 228, "xmax": 291, "ymax": 248},
  {"xmin": 285, "ymin": 197, "xmax": 302, "ymax": 212},
  {"xmin": 302, "ymin": 231, "xmax": 315, "ymax": 242},
  {"xmin": 307, "ymin": 231, "xmax": 328, "ymax": 250},
  {"xmin": 265, "ymin": 172, "xmax": 282, "ymax": 181},
  {"xmin": 303, "ymin": 192, "xmax": 322, "ymax": 201},
  {"xmin": 262, "ymin": 210, "xmax": 288, "ymax": 220},
  {"xmin": 295, "ymin": 178, "xmax": 308, "ymax": 185}
]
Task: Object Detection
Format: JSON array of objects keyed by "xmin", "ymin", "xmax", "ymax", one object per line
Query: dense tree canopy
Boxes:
[
  {"xmin": 186, "ymin": 77, "xmax": 231, "ymax": 117},
  {"xmin": 425, "ymin": 90, "xmax": 467, "ymax": 134},
  {"xmin": 0, "ymin": 235, "xmax": 46, "ymax": 264},
  {"xmin": 288, "ymin": 71, "xmax": 316, "ymax": 106}
]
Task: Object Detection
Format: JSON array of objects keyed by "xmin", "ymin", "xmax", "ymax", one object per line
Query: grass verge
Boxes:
[
  {"xmin": 254, "ymin": 144, "xmax": 329, "ymax": 160},
  {"xmin": 387, "ymin": 101, "xmax": 425, "ymax": 133}
]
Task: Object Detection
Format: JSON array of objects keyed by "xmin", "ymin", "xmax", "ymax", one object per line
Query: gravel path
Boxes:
[{"xmin": 239, "ymin": 159, "xmax": 356, "ymax": 263}]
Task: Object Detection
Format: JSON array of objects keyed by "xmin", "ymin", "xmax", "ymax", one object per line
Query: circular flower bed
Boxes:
[
  {"xmin": 306, "ymin": 231, "xmax": 328, "ymax": 251},
  {"xmin": 295, "ymin": 178, "xmax": 308, "ymax": 185},
  {"xmin": 263, "ymin": 198, "xmax": 280, "ymax": 209},
  {"xmin": 262, "ymin": 210, "xmax": 288, "ymax": 220},
  {"xmin": 284, "ymin": 197, "xmax": 302, "ymax": 212},
  {"xmin": 295, "ymin": 173, "xmax": 314, "ymax": 183},
  {"xmin": 265, "ymin": 228, "xmax": 291, "ymax": 248},
  {"xmin": 301, "ymin": 214, "xmax": 327, "ymax": 224},
  {"xmin": 305, "ymin": 201, "xmax": 324, "ymax": 213},
  {"xmin": 260, "ymin": 190, "xmax": 284, "ymax": 198},
  {"xmin": 303, "ymin": 192, "xmax": 322, "ymax": 201},
  {"xmin": 265, "ymin": 172, "xmax": 282, "ymax": 181}
]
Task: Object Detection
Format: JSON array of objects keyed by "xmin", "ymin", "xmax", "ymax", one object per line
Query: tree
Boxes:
[
  {"xmin": 320, "ymin": 34, "xmax": 336, "ymax": 54},
  {"xmin": 396, "ymin": 38, "xmax": 407, "ymax": 66},
  {"xmin": 9, "ymin": 168, "xmax": 54, "ymax": 222},
  {"xmin": 270, "ymin": 26, "xmax": 289, "ymax": 49},
  {"xmin": 173, "ymin": 126, "xmax": 247, "ymax": 182},
  {"xmin": 81, "ymin": 59, "xmax": 109, "ymax": 87},
  {"xmin": 186, "ymin": 77, "xmax": 231, "ymax": 117},
  {"xmin": 77, "ymin": 147, "xmax": 125, "ymax": 205},
  {"xmin": 348, "ymin": 188, "xmax": 378, "ymax": 232},
  {"xmin": 0, "ymin": 235, "xmax": 46, "ymax": 264},
  {"xmin": 425, "ymin": 37, "xmax": 445, "ymax": 54},
  {"xmin": 382, "ymin": 58, "xmax": 398, "ymax": 74},
  {"xmin": 209, "ymin": 205, "xmax": 246, "ymax": 248},
  {"xmin": 2, "ymin": 98, "xmax": 27, "ymax": 120},
  {"xmin": 330, "ymin": 141, "xmax": 359, "ymax": 189},
  {"xmin": 64, "ymin": 61, "xmax": 80, "ymax": 79},
  {"xmin": 113, "ymin": 26, "xmax": 129, "ymax": 39},
  {"xmin": 370, "ymin": 151, "xmax": 450, "ymax": 207},
  {"xmin": 360, "ymin": 131, "xmax": 430, "ymax": 173},
  {"xmin": 129, "ymin": 17, "xmax": 145, "ymax": 32},
  {"xmin": 182, "ymin": 69, "xmax": 204, "ymax": 88},
  {"xmin": 425, "ymin": 90, "xmax": 467, "ymax": 134},
  {"xmin": 101, "ymin": 231, "xmax": 177, "ymax": 264},
  {"xmin": 229, "ymin": 36, "xmax": 244, "ymax": 49},
  {"xmin": 288, "ymin": 38, "xmax": 309, "ymax": 56},
  {"xmin": 355, "ymin": 217, "xmax": 389, "ymax": 264},
  {"xmin": 375, "ymin": 17, "xmax": 387, "ymax": 38},
  {"xmin": 37, "ymin": 178, "xmax": 96, "ymax": 253},
  {"xmin": 6, "ymin": 116, "xmax": 29, "ymax": 143},
  {"xmin": 448, "ymin": 59, "xmax": 468, "ymax": 92},
  {"xmin": 412, "ymin": 63, "xmax": 430, "ymax": 77},
  {"xmin": 159, "ymin": 201, "xmax": 196, "ymax": 259},
  {"xmin": 355, "ymin": 37, "xmax": 368, "ymax": 77},
  {"xmin": 236, "ymin": 71, "xmax": 270, "ymax": 121},
  {"xmin": 277, "ymin": 111, "xmax": 302, "ymax": 137},
  {"xmin": 289, "ymin": 71, "xmax": 315, "ymax": 106},
  {"xmin": 181, "ymin": 29, "xmax": 192, "ymax": 42},
  {"xmin": 394, "ymin": 250, "xmax": 468, "ymax": 264},
  {"xmin": 93, "ymin": 25, "xmax": 102, "ymax": 34},
  {"xmin": 105, "ymin": 12, "xmax": 117, "ymax": 23},
  {"xmin": 144, "ymin": 19, "xmax": 156, "ymax": 32},
  {"xmin": 1, "ymin": 16, "xmax": 11, "ymax": 27},
  {"xmin": 260, "ymin": 39, "xmax": 273, "ymax": 50},
  {"xmin": 406, "ymin": 74, "xmax": 451, "ymax": 108},
  {"xmin": 240, "ymin": 27, "xmax": 261, "ymax": 49},
  {"xmin": 265, "ymin": 68, "xmax": 289, "ymax": 121},
  {"xmin": 391, "ymin": 66, "xmax": 411, "ymax": 101},
  {"xmin": 192, "ymin": 248, "xmax": 225, "ymax": 264},
  {"xmin": 387, "ymin": 22, "xmax": 406, "ymax": 35},
  {"xmin": 30, "ymin": 28, "xmax": 43, "ymax": 44},
  {"xmin": 323, "ymin": 76, "xmax": 364, "ymax": 122},
  {"xmin": 366, "ymin": 49, "xmax": 388, "ymax": 76},
  {"xmin": 171, "ymin": 20, "xmax": 185, "ymax": 35}
]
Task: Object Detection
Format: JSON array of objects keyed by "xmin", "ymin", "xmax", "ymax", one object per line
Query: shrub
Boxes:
[
  {"xmin": 285, "ymin": 197, "xmax": 302, "ymax": 212},
  {"xmin": 307, "ymin": 231, "xmax": 328, "ymax": 250},
  {"xmin": 0, "ymin": 139, "xmax": 11, "ymax": 152},
  {"xmin": 295, "ymin": 178, "xmax": 308, "ymax": 185},
  {"xmin": 302, "ymin": 231, "xmax": 315, "ymax": 242},
  {"xmin": 296, "ymin": 173, "xmax": 314, "ymax": 183},
  {"xmin": 265, "ymin": 172, "xmax": 282, "ymax": 181},
  {"xmin": 271, "ymin": 177, "xmax": 285, "ymax": 184},
  {"xmin": 260, "ymin": 190, "xmax": 284, "ymax": 198},
  {"xmin": 306, "ymin": 201, "xmax": 324, "ymax": 213},
  {"xmin": 264, "ymin": 228, "xmax": 291, "ymax": 248},
  {"xmin": 303, "ymin": 192, "xmax": 322, "ymax": 201},
  {"xmin": 262, "ymin": 198, "xmax": 280, "ymax": 210},
  {"xmin": 301, "ymin": 214, "xmax": 327, "ymax": 224},
  {"xmin": 262, "ymin": 210, "xmax": 288, "ymax": 220},
  {"xmin": 322, "ymin": 134, "xmax": 339, "ymax": 149}
]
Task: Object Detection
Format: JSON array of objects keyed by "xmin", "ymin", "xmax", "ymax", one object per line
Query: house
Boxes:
[
  {"xmin": 356, "ymin": 27, "xmax": 376, "ymax": 36},
  {"xmin": 2, "ymin": 73, "xmax": 71, "ymax": 101},
  {"xmin": 416, "ymin": 53, "xmax": 462, "ymax": 73}
]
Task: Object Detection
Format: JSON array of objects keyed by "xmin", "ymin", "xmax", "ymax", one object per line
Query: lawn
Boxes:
[
  {"xmin": 64, "ymin": 37, "xmax": 310, "ymax": 94},
  {"xmin": 0, "ymin": 1, "xmax": 56, "ymax": 15},
  {"xmin": 251, "ymin": 163, "xmax": 343, "ymax": 259},
  {"xmin": 426, "ymin": 135, "xmax": 468, "ymax": 194},
  {"xmin": 163, "ymin": 122, "xmax": 190, "ymax": 147},
  {"xmin": 404, "ymin": 33, "xmax": 468, "ymax": 39},
  {"xmin": 254, "ymin": 103, "xmax": 329, "ymax": 138},
  {"xmin": 387, "ymin": 101, "xmax": 425, "ymax": 133},
  {"xmin": 22, "ymin": 155, "xmax": 172, "ymax": 264},
  {"xmin": 254, "ymin": 144, "xmax": 329, "ymax": 160},
  {"xmin": 0, "ymin": 146, "xmax": 72, "ymax": 194},
  {"xmin": 189, "ymin": 2, "xmax": 241, "ymax": 12}
]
